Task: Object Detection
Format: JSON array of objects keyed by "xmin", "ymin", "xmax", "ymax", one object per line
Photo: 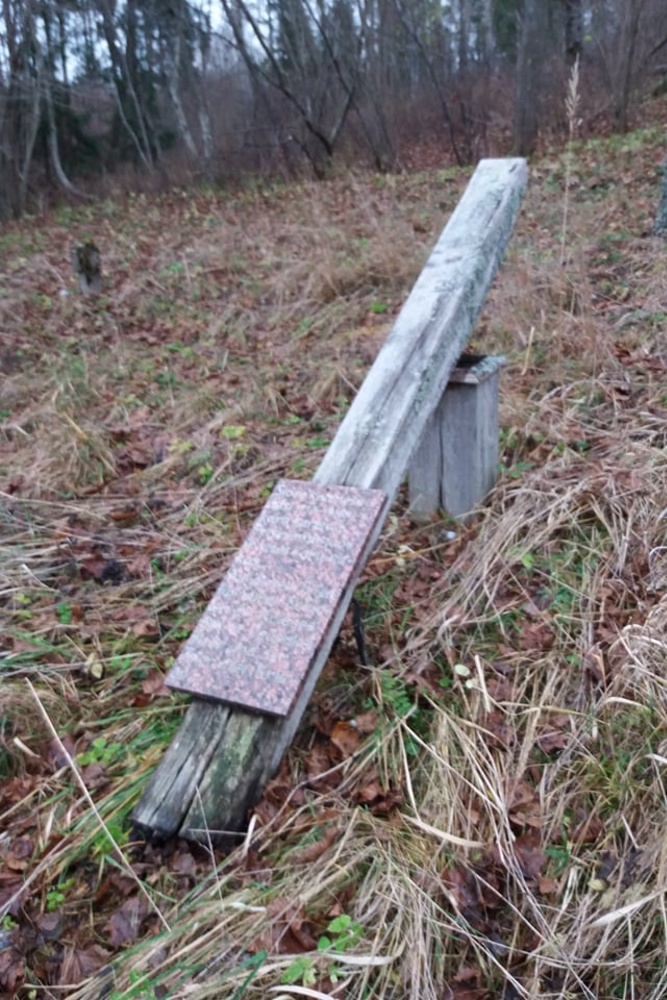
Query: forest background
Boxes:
[
  {"xmin": 3, "ymin": 0, "xmax": 667, "ymax": 219},
  {"xmin": 3, "ymin": 0, "xmax": 667, "ymax": 998}
]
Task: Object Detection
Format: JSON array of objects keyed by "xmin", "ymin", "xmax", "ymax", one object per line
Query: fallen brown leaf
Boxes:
[
  {"xmin": 290, "ymin": 825, "xmax": 340, "ymax": 864},
  {"xmin": 330, "ymin": 720, "xmax": 361, "ymax": 757},
  {"xmin": 105, "ymin": 896, "xmax": 149, "ymax": 948},
  {"xmin": 59, "ymin": 944, "xmax": 112, "ymax": 985}
]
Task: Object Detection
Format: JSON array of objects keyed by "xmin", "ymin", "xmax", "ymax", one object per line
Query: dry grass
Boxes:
[{"xmin": 1, "ymin": 123, "xmax": 667, "ymax": 1000}]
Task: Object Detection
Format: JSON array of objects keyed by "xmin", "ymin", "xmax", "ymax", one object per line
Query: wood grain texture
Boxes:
[
  {"xmin": 132, "ymin": 157, "xmax": 527, "ymax": 844},
  {"xmin": 409, "ymin": 355, "xmax": 505, "ymax": 519},
  {"xmin": 134, "ymin": 504, "xmax": 388, "ymax": 843},
  {"xmin": 315, "ymin": 158, "xmax": 527, "ymax": 499}
]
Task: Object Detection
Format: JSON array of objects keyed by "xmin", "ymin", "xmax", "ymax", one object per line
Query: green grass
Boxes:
[{"xmin": 2, "ymin": 115, "xmax": 667, "ymax": 999}]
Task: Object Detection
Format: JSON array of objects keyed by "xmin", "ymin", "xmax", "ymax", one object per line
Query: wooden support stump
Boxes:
[
  {"xmin": 71, "ymin": 242, "xmax": 102, "ymax": 294},
  {"xmin": 409, "ymin": 353, "xmax": 506, "ymax": 520},
  {"xmin": 132, "ymin": 158, "xmax": 528, "ymax": 845}
]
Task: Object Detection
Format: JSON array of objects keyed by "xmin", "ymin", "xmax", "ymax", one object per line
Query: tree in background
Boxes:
[
  {"xmin": 564, "ymin": 0, "xmax": 582, "ymax": 64},
  {"xmin": 220, "ymin": 0, "xmax": 363, "ymax": 176},
  {"xmin": 1, "ymin": 0, "xmax": 42, "ymax": 218},
  {"xmin": 147, "ymin": 0, "xmax": 213, "ymax": 163},
  {"xmin": 2, "ymin": 0, "xmax": 667, "ymax": 217},
  {"xmin": 512, "ymin": 0, "xmax": 547, "ymax": 155},
  {"xmin": 591, "ymin": 0, "xmax": 659, "ymax": 132}
]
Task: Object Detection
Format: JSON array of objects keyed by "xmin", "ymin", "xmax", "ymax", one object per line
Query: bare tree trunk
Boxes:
[
  {"xmin": 43, "ymin": 74, "xmax": 81, "ymax": 195},
  {"xmin": 513, "ymin": 0, "xmax": 547, "ymax": 156},
  {"xmin": 0, "ymin": 0, "xmax": 42, "ymax": 217},
  {"xmin": 0, "ymin": 74, "xmax": 41, "ymax": 218},
  {"xmin": 564, "ymin": 0, "xmax": 583, "ymax": 65},
  {"xmin": 393, "ymin": 0, "xmax": 465, "ymax": 165},
  {"xmin": 41, "ymin": 6, "xmax": 83, "ymax": 197},
  {"xmin": 165, "ymin": 32, "xmax": 199, "ymax": 157},
  {"xmin": 612, "ymin": 0, "xmax": 643, "ymax": 131},
  {"xmin": 17, "ymin": 78, "xmax": 42, "ymax": 213},
  {"xmin": 161, "ymin": 0, "xmax": 215, "ymax": 164},
  {"xmin": 220, "ymin": 0, "xmax": 352, "ymax": 175},
  {"xmin": 97, "ymin": 0, "xmax": 156, "ymax": 170},
  {"xmin": 457, "ymin": 0, "xmax": 471, "ymax": 73},
  {"xmin": 196, "ymin": 31, "xmax": 215, "ymax": 162},
  {"xmin": 593, "ymin": 0, "xmax": 654, "ymax": 134},
  {"xmin": 197, "ymin": 104, "xmax": 214, "ymax": 161}
]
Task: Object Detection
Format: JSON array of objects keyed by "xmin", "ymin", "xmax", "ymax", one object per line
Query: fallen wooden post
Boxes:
[{"xmin": 132, "ymin": 158, "xmax": 527, "ymax": 844}]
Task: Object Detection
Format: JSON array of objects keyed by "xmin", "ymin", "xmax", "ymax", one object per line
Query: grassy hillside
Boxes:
[{"xmin": 1, "ymin": 119, "xmax": 667, "ymax": 1000}]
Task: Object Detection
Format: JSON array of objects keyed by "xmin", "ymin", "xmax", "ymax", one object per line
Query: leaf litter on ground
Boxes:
[{"xmin": 1, "ymin": 106, "xmax": 667, "ymax": 999}]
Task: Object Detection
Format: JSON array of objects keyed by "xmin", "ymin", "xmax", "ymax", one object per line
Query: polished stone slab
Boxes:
[{"xmin": 165, "ymin": 479, "xmax": 387, "ymax": 716}]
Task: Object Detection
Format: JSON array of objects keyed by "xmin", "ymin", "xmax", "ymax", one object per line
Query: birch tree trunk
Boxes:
[
  {"xmin": 97, "ymin": 0, "xmax": 156, "ymax": 170},
  {"xmin": 165, "ymin": 33, "xmax": 199, "ymax": 158}
]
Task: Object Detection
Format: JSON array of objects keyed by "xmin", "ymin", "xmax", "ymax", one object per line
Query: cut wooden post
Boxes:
[
  {"xmin": 132, "ymin": 158, "xmax": 527, "ymax": 845},
  {"xmin": 71, "ymin": 242, "xmax": 102, "ymax": 294},
  {"xmin": 409, "ymin": 353, "xmax": 505, "ymax": 520}
]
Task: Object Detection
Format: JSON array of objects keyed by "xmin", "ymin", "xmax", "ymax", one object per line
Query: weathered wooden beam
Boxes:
[
  {"xmin": 132, "ymin": 158, "xmax": 527, "ymax": 844},
  {"xmin": 134, "ymin": 511, "xmax": 387, "ymax": 843},
  {"xmin": 315, "ymin": 158, "xmax": 527, "ymax": 499}
]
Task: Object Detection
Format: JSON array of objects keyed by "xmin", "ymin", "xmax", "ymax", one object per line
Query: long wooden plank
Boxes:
[
  {"xmin": 134, "ymin": 504, "xmax": 389, "ymax": 841},
  {"xmin": 315, "ymin": 158, "xmax": 527, "ymax": 498},
  {"xmin": 132, "ymin": 158, "xmax": 527, "ymax": 844},
  {"xmin": 134, "ymin": 701, "xmax": 231, "ymax": 837}
]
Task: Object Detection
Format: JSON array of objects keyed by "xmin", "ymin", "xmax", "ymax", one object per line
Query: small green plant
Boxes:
[
  {"xmin": 370, "ymin": 300, "xmax": 388, "ymax": 314},
  {"xmin": 377, "ymin": 669, "xmax": 413, "ymax": 719},
  {"xmin": 12, "ymin": 592, "xmax": 33, "ymax": 621},
  {"xmin": 108, "ymin": 970, "xmax": 158, "ymax": 1000},
  {"xmin": 109, "ymin": 653, "xmax": 134, "ymax": 673},
  {"xmin": 46, "ymin": 877, "xmax": 75, "ymax": 912},
  {"xmin": 499, "ymin": 460, "xmax": 534, "ymax": 480},
  {"xmin": 164, "ymin": 622, "xmax": 193, "ymax": 641},
  {"xmin": 198, "ymin": 460, "xmax": 214, "ymax": 485},
  {"xmin": 281, "ymin": 915, "xmax": 363, "ymax": 986},
  {"xmin": 77, "ymin": 736, "xmax": 124, "ymax": 767},
  {"xmin": 545, "ymin": 829, "xmax": 572, "ymax": 876},
  {"xmin": 91, "ymin": 819, "xmax": 130, "ymax": 859},
  {"xmin": 56, "ymin": 602, "xmax": 73, "ymax": 625},
  {"xmin": 281, "ymin": 955, "xmax": 316, "ymax": 986},
  {"xmin": 155, "ymin": 368, "xmax": 177, "ymax": 388},
  {"xmin": 335, "ymin": 394, "xmax": 350, "ymax": 416},
  {"xmin": 166, "ymin": 342, "xmax": 194, "ymax": 358},
  {"xmin": 221, "ymin": 424, "xmax": 246, "ymax": 440},
  {"xmin": 317, "ymin": 913, "xmax": 363, "ymax": 952},
  {"xmin": 370, "ymin": 669, "xmax": 426, "ymax": 754},
  {"xmin": 162, "ymin": 261, "xmax": 185, "ymax": 277}
]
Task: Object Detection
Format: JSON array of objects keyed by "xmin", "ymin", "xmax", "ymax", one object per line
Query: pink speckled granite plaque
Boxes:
[{"xmin": 165, "ymin": 479, "xmax": 387, "ymax": 717}]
